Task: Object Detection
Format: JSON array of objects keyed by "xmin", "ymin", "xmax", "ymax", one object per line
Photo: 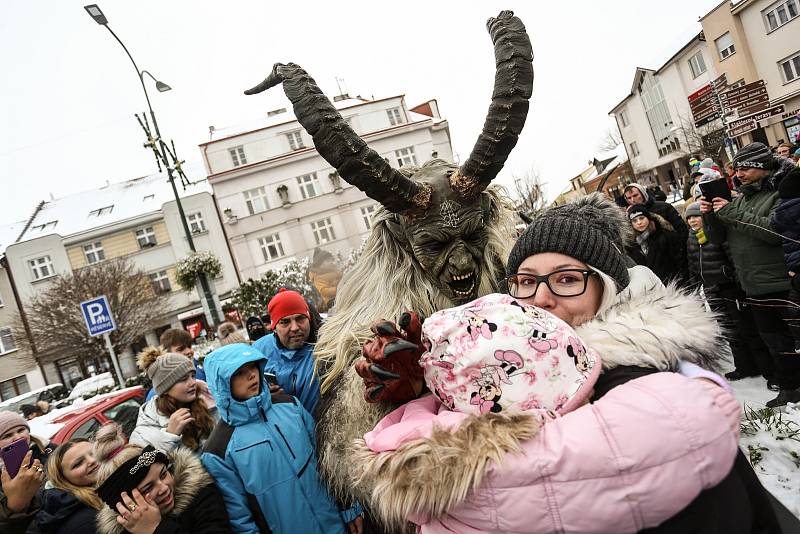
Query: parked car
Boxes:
[
  {"xmin": 0, "ymin": 383, "xmax": 69, "ymax": 414},
  {"xmin": 29, "ymin": 386, "xmax": 144, "ymax": 445},
  {"xmin": 67, "ymin": 372, "xmax": 116, "ymax": 400}
]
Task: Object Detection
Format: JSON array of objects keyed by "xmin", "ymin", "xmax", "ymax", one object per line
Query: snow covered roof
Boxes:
[
  {"xmin": 16, "ymin": 161, "xmax": 211, "ymax": 244},
  {"xmin": 0, "ymin": 220, "xmax": 26, "ymax": 257}
]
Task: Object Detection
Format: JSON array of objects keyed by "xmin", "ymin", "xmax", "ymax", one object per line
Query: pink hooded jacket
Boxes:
[{"xmin": 353, "ymin": 268, "xmax": 742, "ymax": 534}]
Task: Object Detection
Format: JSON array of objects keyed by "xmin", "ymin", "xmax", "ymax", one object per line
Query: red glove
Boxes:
[{"xmin": 355, "ymin": 312, "xmax": 425, "ymax": 404}]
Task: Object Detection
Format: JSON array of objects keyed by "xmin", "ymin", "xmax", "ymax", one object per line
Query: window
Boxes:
[
  {"xmin": 715, "ymin": 32, "xmax": 735, "ymax": 60},
  {"xmin": 31, "ymin": 221, "xmax": 57, "ymax": 233},
  {"xmin": 243, "ymin": 186, "xmax": 269, "ymax": 215},
  {"xmin": 83, "ymin": 242, "xmax": 105, "ymax": 264},
  {"xmin": 142, "ymin": 194, "xmax": 155, "ymax": 202},
  {"xmin": 136, "ymin": 227, "xmax": 157, "ymax": 248},
  {"xmin": 89, "ymin": 205, "xmax": 114, "ymax": 217},
  {"xmin": 638, "ymin": 72, "xmax": 677, "ymax": 157},
  {"xmin": 229, "ymin": 145, "xmax": 247, "ymax": 166},
  {"xmin": 764, "ymin": 0, "xmax": 798, "ymax": 31},
  {"xmin": 310, "ymin": 218, "xmax": 336, "ymax": 245},
  {"xmin": 360, "ymin": 205, "xmax": 377, "ymax": 229},
  {"xmin": 630, "ymin": 142, "xmax": 640, "ymax": 157},
  {"xmin": 387, "ymin": 107, "xmax": 404, "ymax": 126},
  {"xmin": 103, "ymin": 398, "xmax": 143, "ymax": 438},
  {"xmin": 0, "ymin": 327, "xmax": 16, "ymax": 354},
  {"xmin": 72, "ymin": 418, "xmax": 101, "ymax": 440},
  {"xmin": 296, "ymin": 173, "xmax": 321, "ymax": 200},
  {"xmin": 286, "ymin": 130, "xmax": 305, "ymax": 150},
  {"xmin": 258, "ymin": 234, "xmax": 286, "ymax": 261},
  {"xmin": 0, "ymin": 376, "xmax": 29, "ymax": 401},
  {"xmin": 149, "ymin": 271, "xmax": 171, "ymax": 294},
  {"xmin": 186, "ymin": 212, "xmax": 206, "ymax": 234},
  {"xmin": 28, "ymin": 256, "xmax": 54, "ymax": 280},
  {"xmin": 619, "ymin": 110, "xmax": 629, "ymax": 127},
  {"xmin": 780, "ymin": 51, "xmax": 800, "ymax": 83},
  {"xmin": 395, "ymin": 146, "xmax": 418, "ymax": 167},
  {"xmin": 688, "ymin": 51, "xmax": 707, "ymax": 78}
]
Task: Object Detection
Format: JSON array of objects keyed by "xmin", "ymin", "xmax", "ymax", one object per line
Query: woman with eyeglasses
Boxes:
[{"xmin": 354, "ymin": 193, "xmax": 779, "ymax": 533}]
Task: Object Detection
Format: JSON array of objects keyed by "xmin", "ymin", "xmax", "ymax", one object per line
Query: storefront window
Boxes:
[{"xmin": 784, "ymin": 115, "xmax": 800, "ymax": 144}]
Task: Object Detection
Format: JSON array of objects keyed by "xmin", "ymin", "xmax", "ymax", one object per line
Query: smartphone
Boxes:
[
  {"xmin": 264, "ymin": 373, "xmax": 278, "ymax": 387},
  {"xmin": 699, "ymin": 179, "xmax": 732, "ymax": 202},
  {"xmin": 1, "ymin": 438, "xmax": 30, "ymax": 479}
]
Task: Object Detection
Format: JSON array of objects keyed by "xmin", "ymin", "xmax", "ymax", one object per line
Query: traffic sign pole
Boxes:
[{"xmin": 104, "ymin": 332, "xmax": 126, "ymax": 388}]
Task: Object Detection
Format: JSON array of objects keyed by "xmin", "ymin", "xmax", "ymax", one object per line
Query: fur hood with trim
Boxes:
[
  {"xmin": 95, "ymin": 447, "xmax": 214, "ymax": 534},
  {"xmin": 352, "ymin": 266, "xmax": 727, "ymax": 531}
]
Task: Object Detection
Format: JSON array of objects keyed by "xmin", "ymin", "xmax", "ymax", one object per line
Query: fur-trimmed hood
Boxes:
[
  {"xmin": 96, "ymin": 447, "xmax": 214, "ymax": 534},
  {"xmin": 352, "ymin": 266, "xmax": 724, "ymax": 529}
]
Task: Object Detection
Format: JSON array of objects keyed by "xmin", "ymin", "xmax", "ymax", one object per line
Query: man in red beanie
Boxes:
[{"xmin": 252, "ymin": 288, "xmax": 320, "ymax": 415}]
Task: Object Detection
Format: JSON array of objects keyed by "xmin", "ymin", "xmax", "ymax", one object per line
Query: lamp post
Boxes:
[{"xmin": 84, "ymin": 4, "xmax": 222, "ymax": 329}]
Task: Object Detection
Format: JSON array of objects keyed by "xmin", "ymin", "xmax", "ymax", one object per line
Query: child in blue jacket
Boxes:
[{"xmin": 201, "ymin": 343, "xmax": 361, "ymax": 534}]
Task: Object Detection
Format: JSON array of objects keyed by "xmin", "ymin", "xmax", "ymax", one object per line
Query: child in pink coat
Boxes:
[{"xmin": 358, "ymin": 294, "xmax": 741, "ymax": 534}]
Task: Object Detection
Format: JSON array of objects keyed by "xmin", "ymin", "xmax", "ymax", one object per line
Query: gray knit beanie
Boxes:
[
  {"xmin": 147, "ymin": 353, "xmax": 195, "ymax": 396},
  {"xmin": 733, "ymin": 142, "xmax": 775, "ymax": 170},
  {"xmin": 507, "ymin": 193, "xmax": 632, "ymax": 292},
  {"xmin": 684, "ymin": 202, "xmax": 702, "ymax": 218}
]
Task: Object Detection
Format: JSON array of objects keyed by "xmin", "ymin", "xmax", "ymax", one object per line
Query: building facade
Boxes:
[
  {"xmin": 610, "ymin": 33, "xmax": 723, "ymax": 191},
  {"xmin": 0, "ymin": 222, "xmax": 46, "ymax": 400},
  {"xmin": 201, "ymin": 95, "xmax": 453, "ymax": 281},
  {"xmin": 701, "ymin": 0, "xmax": 800, "ymax": 146},
  {"xmin": 4, "ymin": 173, "xmax": 238, "ymax": 387}
]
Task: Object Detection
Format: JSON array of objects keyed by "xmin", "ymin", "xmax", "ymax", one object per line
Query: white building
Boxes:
[
  {"xmin": 4, "ymin": 170, "xmax": 239, "ymax": 386},
  {"xmin": 0, "ymin": 221, "xmax": 46, "ymax": 400},
  {"xmin": 201, "ymin": 95, "xmax": 453, "ymax": 281},
  {"xmin": 610, "ymin": 33, "xmax": 723, "ymax": 190}
]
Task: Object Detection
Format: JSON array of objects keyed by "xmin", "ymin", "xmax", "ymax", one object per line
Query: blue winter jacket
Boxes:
[
  {"xmin": 252, "ymin": 333, "xmax": 320, "ymax": 416},
  {"xmin": 772, "ymin": 197, "xmax": 800, "ymax": 273},
  {"xmin": 200, "ymin": 343, "xmax": 352, "ymax": 534}
]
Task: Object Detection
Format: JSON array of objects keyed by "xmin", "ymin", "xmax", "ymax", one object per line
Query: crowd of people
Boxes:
[{"xmin": 0, "ymin": 141, "xmax": 798, "ymax": 533}]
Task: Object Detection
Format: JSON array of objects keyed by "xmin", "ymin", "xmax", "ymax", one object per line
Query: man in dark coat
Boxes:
[
  {"xmin": 771, "ymin": 166, "xmax": 800, "ymax": 351},
  {"xmin": 702, "ymin": 142, "xmax": 800, "ymax": 407}
]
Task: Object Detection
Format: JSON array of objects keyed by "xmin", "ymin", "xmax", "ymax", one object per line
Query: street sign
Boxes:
[
  {"xmin": 695, "ymin": 113, "xmax": 721, "ymax": 128},
  {"xmin": 720, "ymin": 86, "xmax": 768, "ymax": 107},
  {"xmin": 728, "ymin": 105, "xmax": 785, "ymax": 129},
  {"xmin": 728, "ymin": 120, "xmax": 757, "ymax": 137},
  {"xmin": 719, "ymin": 80, "xmax": 765, "ymax": 102},
  {"xmin": 79, "ymin": 295, "xmax": 125, "ymax": 388},
  {"xmin": 80, "ymin": 295, "xmax": 116, "ymax": 337},
  {"xmin": 688, "ymin": 83, "xmax": 713, "ymax": 102},
  {"xmin": 711, "ymin": 73, "xmax": 728, "ymax": 92}
]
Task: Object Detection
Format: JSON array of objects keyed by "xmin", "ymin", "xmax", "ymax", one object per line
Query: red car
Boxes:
[{"xmin": 31, "ymin": 386, "xmax": 145, "ymax": 445}]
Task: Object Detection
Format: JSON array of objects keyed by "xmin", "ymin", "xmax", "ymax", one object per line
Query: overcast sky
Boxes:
[{"xmin": 1, "ymin": 0, "xmax": 722, "ymax": 224}]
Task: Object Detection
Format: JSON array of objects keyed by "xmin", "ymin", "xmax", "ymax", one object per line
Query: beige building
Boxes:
[
  {"xmin": 0, "ymin": 222, "xmax": 46, "ymax": 400},
  {"xmin": 4, "ymin": 171, "xmax": 238, "ymax": 387},
  {"xmin": 700, "ymin": 0, "xmax": 800, "ymax": 145}
]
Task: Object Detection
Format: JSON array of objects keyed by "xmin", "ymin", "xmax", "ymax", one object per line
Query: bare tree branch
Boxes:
[
  {"xmin": 512, "ymin": 166, "xmax": 547, "ymax": 217},
  {"xmin": 12, "ymin": 258, "xmax": 168, "ymax": 378},
  {"xmin": 597, "ymin": 127, "xmax": 622, "ymax": 153}
]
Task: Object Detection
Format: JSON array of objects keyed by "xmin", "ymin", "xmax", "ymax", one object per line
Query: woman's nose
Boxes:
[{"xmin": 531, "ymin": 282, "xmax": 556, "ymax": 309}]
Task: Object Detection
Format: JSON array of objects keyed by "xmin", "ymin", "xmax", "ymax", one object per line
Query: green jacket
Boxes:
[{"xmin": 703, "ymin": 159, "xmax": 794, "ymax": 296}]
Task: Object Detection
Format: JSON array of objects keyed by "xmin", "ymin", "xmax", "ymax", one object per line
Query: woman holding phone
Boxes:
[{"xmin": 0, "ymin": 411, "xmax": 54, "ymax": 534}]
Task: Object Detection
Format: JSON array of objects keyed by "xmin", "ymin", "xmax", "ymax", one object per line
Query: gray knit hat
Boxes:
[
  {"xmin": 507, "ymin": 193, "xmax": 632, "ymax": 292},
  {"xmin": 685, "ymin": 202, "xmax": 702, "ymax": 218},
  {"xmin": 733, "ymin": 142, "xmax": 775, "ymax": 170},
  {"xmin": 146, "ymin": 353, "xmax": 195, "ymax": 396}
]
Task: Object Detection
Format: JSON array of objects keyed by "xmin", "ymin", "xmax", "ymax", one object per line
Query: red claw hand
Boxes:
[{"xmin": 355, "ymin": 312, "xmax": 425, "ymax": 404}]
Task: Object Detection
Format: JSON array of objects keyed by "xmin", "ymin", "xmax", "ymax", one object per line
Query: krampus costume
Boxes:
[{"xmin": 245, "ymin": 10, "xmax": 533, "ymax": 532}]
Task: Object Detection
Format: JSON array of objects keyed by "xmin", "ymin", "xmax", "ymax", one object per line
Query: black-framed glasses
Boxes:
[{"xmin": 505, "ymin": 269, "xmax": 597, "ymax": 299}]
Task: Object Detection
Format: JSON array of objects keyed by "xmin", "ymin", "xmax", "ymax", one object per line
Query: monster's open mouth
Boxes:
[{"xmin": 447, "ymin": 272, "xmax": 476, "ymax": 298}]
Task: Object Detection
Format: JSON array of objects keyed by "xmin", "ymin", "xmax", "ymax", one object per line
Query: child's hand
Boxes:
[{"xmin": 166, "ymin": 407, "xmax": 194, "ymax": 436}]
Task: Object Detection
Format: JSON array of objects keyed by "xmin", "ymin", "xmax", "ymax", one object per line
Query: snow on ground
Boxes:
[{"xmin": 729, "ymin": 376, "xmax": 800, "ymax": 518}]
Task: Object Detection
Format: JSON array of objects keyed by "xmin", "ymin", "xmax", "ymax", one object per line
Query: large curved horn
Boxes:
[
  {"xmin": 244, "ymin": 64, "xmax": 430, "ymax": 214},
  {"xmin": 451, "ymin": 10, "xmax": 534, "ymax": 199}
]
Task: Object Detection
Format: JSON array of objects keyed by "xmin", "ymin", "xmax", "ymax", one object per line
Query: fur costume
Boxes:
[{"xmin": 243, "ymin": 11, "xmax": 533, "ymax": 530}]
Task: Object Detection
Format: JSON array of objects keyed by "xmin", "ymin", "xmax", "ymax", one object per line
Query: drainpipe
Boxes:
[{"xmin": 3, "ymin": 256, "xmax": 48, "ymax": 385}]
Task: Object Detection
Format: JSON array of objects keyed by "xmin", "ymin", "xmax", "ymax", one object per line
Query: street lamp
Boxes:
[{"xmin": 84, "ymin": 4, "xmax": 222, "ymax": 328}]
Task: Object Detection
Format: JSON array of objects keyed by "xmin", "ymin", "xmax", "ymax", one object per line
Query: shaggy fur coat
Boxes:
[{"xmin": 95, "ymin": 448, "xmax": 230, "ymax": 534}]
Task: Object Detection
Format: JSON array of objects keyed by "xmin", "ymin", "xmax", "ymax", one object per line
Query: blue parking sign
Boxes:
[{"xmin": 80, "ymin": 295, "xmax": 117, "ymax": 337}]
